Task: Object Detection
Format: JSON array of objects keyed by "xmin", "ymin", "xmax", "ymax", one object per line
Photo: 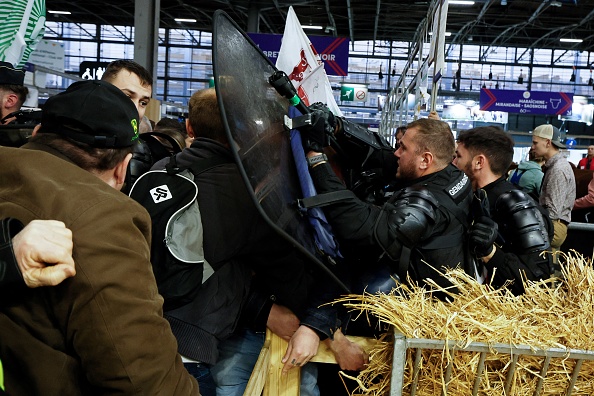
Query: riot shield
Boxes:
[{"xmin": 212, "ymin": 11, "xmax": 349, "ymax": 292}]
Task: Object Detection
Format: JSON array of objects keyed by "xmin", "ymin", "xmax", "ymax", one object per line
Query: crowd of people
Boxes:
[{"xmin": 0, "ymin": 57, "xmax": 589, "ymax": 396}]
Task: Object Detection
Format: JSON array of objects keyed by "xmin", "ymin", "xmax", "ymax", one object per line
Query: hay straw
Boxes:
[{"xmin": 337, "ymin": 251, "xmax": 594, "ymax": 395}]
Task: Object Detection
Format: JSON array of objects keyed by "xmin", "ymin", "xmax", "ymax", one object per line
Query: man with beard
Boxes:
[
  {"xmin": 300, "ymin": 115, "xmax": 473, "ymax": 295},
  {"xmin": 455, "ymin": 126, "xmax": 552, "ymax": 295}
]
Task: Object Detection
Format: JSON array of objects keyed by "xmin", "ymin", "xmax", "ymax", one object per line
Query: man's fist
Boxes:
[
  {"xmin": 298, "ymin": 103, "xmax": 336, "ymax": 153},
  {"xmin": 469, "ymin": 216, "xmax": 498, "ymax": 258}
]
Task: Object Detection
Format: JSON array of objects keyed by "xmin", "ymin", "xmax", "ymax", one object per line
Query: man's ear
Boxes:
[
  {"xmin": 186, "ymin": 119, "xmax": 195, "ymax": 138},
  {"xmin": 420, "ymin": 151, "xmax": 433, "ymax": 170},
  {"xmin": 475, "ymin": 154, "xmax": 486, "ymax": 170},
  {"xmin": 114, "ymin": 152, "xmax": 133, "ymax": 190},
  {"xmin": 3, "ymin": 93, "xmax": 18, "ymax": 109}
]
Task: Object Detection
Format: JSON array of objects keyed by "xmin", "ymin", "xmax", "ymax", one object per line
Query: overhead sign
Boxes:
[
  {"xmin": 340, "ymin": 84, "xmax": 367, "ymax": 102},
  {"xmin": 248, "ymin": 33, "xmax": 349, "ymax": 76},
  {"xmin": 79, "ymin": 61, "xmax": 110, "ymax": 80},
  {"xmin": 27, "ymin": 40, "xmax": 65, "ymax": 72},
  {"xmin": 480, "ymin": 89, "xmax": 573, "ymax": 115}
]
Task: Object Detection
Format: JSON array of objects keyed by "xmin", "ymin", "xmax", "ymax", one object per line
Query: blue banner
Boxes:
[
  {"xmin": 480, "ymin": 89, "xmax": 573, "ymax": 115},
  {"xmin": 480, "ymin": 88, "xmax": 573, "ymax": 115},
  {"xmin": 248, "ymin": 33, "xmax": 349, "ymax": 76}
]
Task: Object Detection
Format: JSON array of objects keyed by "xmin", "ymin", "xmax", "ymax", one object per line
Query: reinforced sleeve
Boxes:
[{"xmin": 309, "ymin": 162, "xmax": 382, "ymax": 247}]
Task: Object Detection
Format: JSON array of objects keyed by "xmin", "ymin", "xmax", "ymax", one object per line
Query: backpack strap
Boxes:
[{"xmin": 509, "ymin": 168, "xmax": 525, "ymax": 185}]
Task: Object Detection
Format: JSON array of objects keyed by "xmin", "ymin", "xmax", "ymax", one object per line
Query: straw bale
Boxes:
[{"xmin": 337, "ymin": 251, "xmax": 594, "ymax": 395}]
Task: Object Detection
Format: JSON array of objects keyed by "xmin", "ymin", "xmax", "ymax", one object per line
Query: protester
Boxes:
[
  {"xmin": 0, "ymin": 61, "xmax": 28, "ymax": 124},
  {"xmin": 0, "ymin": 80, "xmax": 198, "ymax": 395},
  {"xmin": 100, "ymin": 59, "xmax": 152, "ymax": 119},
  {"xmin": 0, "ymin": 219, "xmax": 75, "ymax": 288},
  {"xmin": 150, "ymin": 88, "xmax": 366, "ymax": 396}
]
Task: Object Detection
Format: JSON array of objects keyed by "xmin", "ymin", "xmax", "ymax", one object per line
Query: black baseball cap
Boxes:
[
  {"xmin": 0, "ymin": 62, "xmax": 25, "ymax": 85},
  {"xmin": 40, "ymin": 80, "xmax": 140, "ymax": 148}
]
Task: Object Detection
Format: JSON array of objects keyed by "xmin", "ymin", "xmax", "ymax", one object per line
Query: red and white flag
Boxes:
[{"xmin": 276, "ymin": 7, "xmax": 343, "ymax": 116}]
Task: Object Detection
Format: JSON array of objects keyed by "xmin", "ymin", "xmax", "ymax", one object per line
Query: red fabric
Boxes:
[{"xmin": 578, "ymin": 156, "xmax": 594, "ymax": 170}]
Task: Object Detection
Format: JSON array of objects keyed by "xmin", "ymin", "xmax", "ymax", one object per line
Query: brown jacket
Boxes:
[{"xmin": 0, "ymin": 143, "xmax": 199, "ymax": 395}]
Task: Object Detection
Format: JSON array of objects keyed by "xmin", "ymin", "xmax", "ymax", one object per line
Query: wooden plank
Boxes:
[
  {"xmin": 244, "ymin": 331, "xmax": 272, "ymax": 396},
  {"xmin": 263, "ymin": 330, "xmax": 300, "ymax": 396}
]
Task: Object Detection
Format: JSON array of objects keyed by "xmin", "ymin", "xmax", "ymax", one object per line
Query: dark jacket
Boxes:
[
  {"xmin": 311, "ymin": 162, "xmax": 472, "ymax": 293},
  {"xmin": 0, "ymin": 218, "xmax": 24, "ymax": 286},
  {"xmin": 481, "ymin": 177, "xmax": 552, "ymax": 295},
  {"xmin": 0, "ymin": 143, "xmax": 198, "ymax": 396},
  {"xmin": 152, "ymin": 138, "xmax": 339, "ymax": 364}
]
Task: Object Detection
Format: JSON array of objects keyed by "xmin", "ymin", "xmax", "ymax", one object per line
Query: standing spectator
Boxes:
[
  {"xmin": 507, "ymin": 149, "xmax": 545, "ymax": 199},
  {"xmin": 0, "ymin": 80, "xmax": 198, "ymax": 395},
  {"xmin": 573, "ymin": 173, "xmax": 594, "ymax": 210},
  {"xmin": 531, "ymin": 124, "xmax": 575, "ymax": 270},
  {"xmin": 577, "ymin": 145, "xmax": 594, "ymax": 170},
  {"xmin": 455, "ymin": 127, "xmax": 552, "ymax": 295},
  {"xmin": 0, "ymin": 61, "xmax": 28, "ymax": 124}
]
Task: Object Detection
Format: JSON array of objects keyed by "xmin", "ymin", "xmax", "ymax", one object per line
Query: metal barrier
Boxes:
[
  {"xmin": 389, "ymin": 330, "xmax": 594, "ymax": 396},
  {"xmin": 562, "ymin": 222, "xmax": 594, "ymax": 258}
]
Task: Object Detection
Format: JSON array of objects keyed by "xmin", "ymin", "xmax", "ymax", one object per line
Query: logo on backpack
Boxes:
[{"xmin": 150, "ymin": 185, "xmax": 173, "ymax": 203}]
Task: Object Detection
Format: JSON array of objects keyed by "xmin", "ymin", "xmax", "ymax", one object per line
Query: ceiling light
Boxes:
[
  {"xmin": 428, "ymin": 32, "xmax": 452, "ymax": 36},
  {"xmin": 48, "ymin": 10, "xmax": 71, "ymax": 15},
  {"xmin": 449, "ymin": 0, "xmax": 475, "ymax": 4},
  {"xmin": 560, "ymin": 38, "xmax": 583, "ymax": 43},
  {"xmin": 175, "ymin": 18, "xmax": 197, "ymax": 23},
  {"xmin": 303, "ymin": 25, "xmax": 324, "ymax": 30}
]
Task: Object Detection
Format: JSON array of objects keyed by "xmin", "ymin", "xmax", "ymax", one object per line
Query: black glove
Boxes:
[
  {"xmin": 469, "ymin": 216, "xmax": 498, "ymax": 258},
  {"xmin": 298, "ymin": 103, "xmax": 336, "ymax": 153}
]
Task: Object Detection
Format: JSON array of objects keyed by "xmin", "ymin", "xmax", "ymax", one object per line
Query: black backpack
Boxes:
[{"xmin": 129, "ymin": 155, "xmax": 231, "ymax": 310}]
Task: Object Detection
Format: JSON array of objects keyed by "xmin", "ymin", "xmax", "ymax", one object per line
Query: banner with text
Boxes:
[
  {"xmin": 249, "ymin": 33, "xmax": 349, "ymax": 76},
  {"xmin": 480, "ymin": 89, "xmax": 573, "ymax": 115}
]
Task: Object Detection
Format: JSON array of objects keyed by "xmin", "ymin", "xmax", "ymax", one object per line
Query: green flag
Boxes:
[{"xmin": 0, "ymin": 0, "xmax": 46, "ymax": 67}]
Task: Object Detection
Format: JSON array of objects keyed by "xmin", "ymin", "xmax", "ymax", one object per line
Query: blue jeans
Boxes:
[
  {"xmin": 184, "ymin": 362, "xmax": 216, "ymax": 396},
  {"xmin": 211, "ymin": 329, "xmax": 319, "ymax": 396}
]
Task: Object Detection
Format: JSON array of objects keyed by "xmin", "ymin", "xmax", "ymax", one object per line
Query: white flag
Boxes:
[
  {"xmin": 276, "ymin": 7, "xmax": 343, "ymax": 116},
  {"xmin": 428, "ymin": 0, "xmax": 449, "ymax": 83}
]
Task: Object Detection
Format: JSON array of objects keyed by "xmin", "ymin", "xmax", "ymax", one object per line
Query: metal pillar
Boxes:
[{"xmin": 134, "ymin": 0, "xmax": 160, "ymax": 90}]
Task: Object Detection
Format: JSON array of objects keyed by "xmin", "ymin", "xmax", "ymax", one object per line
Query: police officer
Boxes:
[
  {"xmin": 300, "ymin": 114, "xmax": 472, "ymax": 296},
  {"xmin": 455, "ymin": 126, "xmax": 552, "ymax": 295}
]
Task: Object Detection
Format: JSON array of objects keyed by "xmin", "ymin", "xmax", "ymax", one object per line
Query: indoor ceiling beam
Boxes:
[
  {"xmin": 323, "ymin": 0, "xmax": 337, "ymax": 36},
  {"xmin": 447, "ymin": 0, "xmax": 495, "ymax": 58},
  {"xmin": 372, "ymin": 0, "xmax": 381, "ymax": 49},
  {"xmin": 526, "ymin": 7, "xmax": 594, "ymax": 51},
  {"xmin": 480, "ymin": 0, "xmax": 550, "ymax": 61},
  {"xmin": 346, "ymin": 0, "xmax": 355, "ymax": 48}
]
